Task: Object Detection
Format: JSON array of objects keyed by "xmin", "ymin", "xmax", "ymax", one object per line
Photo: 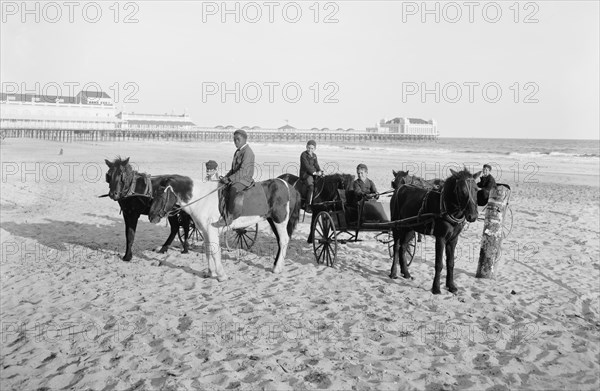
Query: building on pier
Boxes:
[
  {"xmin": 367, "ymin": 117, "xmax": 438, "ymax": 136},
  {"xmin": 117, "ymin": 112, "xmax": 196, "ymax": 131},
  {"xmin": 0, "ymin": 90, "xmax": 118, "ymax": 130}
]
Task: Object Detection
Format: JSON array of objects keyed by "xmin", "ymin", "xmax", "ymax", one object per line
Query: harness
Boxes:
[
  {"xmin": 399, "ymin": 177, "xmax": 477, "ymax": 232},
  {"xmin": 162, "ymin": 184, "xmax": 226, "ymax": 217},
  {"xmin": 112, "ymin": 170, "xmax": 153, "ymax": 200},
  {"xmin": 296, "ymin": 175, "xmax": 327, "ymax": 201}
]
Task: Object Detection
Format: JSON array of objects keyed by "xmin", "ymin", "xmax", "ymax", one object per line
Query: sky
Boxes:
[{"xmin": 1, "ymin": 0, "xmax": 599, "ymax": 139}]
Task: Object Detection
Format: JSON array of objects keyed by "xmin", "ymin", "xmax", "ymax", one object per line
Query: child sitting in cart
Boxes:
[
  {"xmin": 353, "ymin": 163, "xmax": 379, "ymax": 200},
  {"xmin": 349, "ymin": 164, "xmax": 389, "ymax": 223}
]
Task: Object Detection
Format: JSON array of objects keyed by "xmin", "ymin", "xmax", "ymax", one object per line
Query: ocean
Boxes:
[
  {"xmin": 308, "ymin": 138, "xmax": 600, "ymax": 187},
  {"xmin": 327, "ymin": 137, "xmax": 600, "ymax": 159},
  {"xmin": 427, "ymin": 138, "xmax": 600, "ymax": 159}
]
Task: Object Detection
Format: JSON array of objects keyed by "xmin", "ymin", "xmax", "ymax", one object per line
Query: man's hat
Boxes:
[
  {"xmin": 206, "ymin": 160, "xmax": 218, "ymax": 170},
  {"xmin": 307, "ymin": 139, "xmax": 316, "ymax": 147},
  {"xmin": 356, "ymin": 163, "xmax": 368, "ymax": 171},
  {"xmin": 483, "ymin": 164, "xmax": 492, "ymax": 170},
  {"xmin": 234, "ymin": 129, "xmax": 248, "ymax": 139}
]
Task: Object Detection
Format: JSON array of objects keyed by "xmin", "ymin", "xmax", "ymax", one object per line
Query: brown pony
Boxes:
[
  {"xmin": 104, "ymin": 157, "xmax": 191, "ymax": 261},
  {"xmin": 278, "ymin": 173, "xmax": 354, "ymax": 243},
  {"xmin": 390, "ymin": 168, "xmax": 480, "ymax": 294}
]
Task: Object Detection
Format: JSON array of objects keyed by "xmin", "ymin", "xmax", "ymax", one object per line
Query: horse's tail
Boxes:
[{"xmin": 286, "ymin": 186, "xmax": 301, "ymax": 237}]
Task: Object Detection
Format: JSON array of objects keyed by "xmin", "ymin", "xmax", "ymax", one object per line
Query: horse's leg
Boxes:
[
  {"xmin": 399, "ymin": 230, "xmax": 413, "ymax": 279},
  {"xmin": 180, "ymin": 214, "xmax": 190, "ymax": 254},
  {"xmin": 307, "ymin": 213, "xmax": 316, "ymax": 243},
  {"xmin": 123, "ymin": 211, "xmax": 139, "ymax": 262},
  {"xmin": 200, "ymin": 225, "xmax": 216, "ymax": 278},
  {"xmin": 432, "ymin": 237, "xmax": 446, "ymax": 294},
  {"xmin": 158, "ymin": 214, "xmax": 179, "ymax": 254},
  {"xmin": 389, "ymin": 229, "xmax": 400, "ymax": 279},
  {"xmin": 269, "ymin": 218, "xmax": 289, "ymax": 274},
  {"xmin": 445, "ymin": 235, "xmax": 459, "ymax": 293},
  {"xmin": 205, "ymin": 226, "xmax": 227, "ymax": 281}
]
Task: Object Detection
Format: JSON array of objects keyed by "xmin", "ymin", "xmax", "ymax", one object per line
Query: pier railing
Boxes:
[{"xmin": 0, "ymin": 127, "xmax": 438, "ymax": 144}]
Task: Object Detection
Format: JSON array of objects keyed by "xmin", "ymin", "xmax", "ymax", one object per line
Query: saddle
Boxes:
[
  {"xmin": 124, "ymin": 173, "xmax": 152, "ymax": 198},
  {"xmin": 218, "ymin": 182, "xmax": 269, "ymax": 223}
]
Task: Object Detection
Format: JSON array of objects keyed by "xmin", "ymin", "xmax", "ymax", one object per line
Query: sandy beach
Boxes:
[{"xmin": 1, "ymin": 138, "xmax": 599, "ymax": 390}]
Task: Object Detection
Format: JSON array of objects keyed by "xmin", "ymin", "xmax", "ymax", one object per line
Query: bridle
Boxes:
[
  {"xmin": 108, "ymin": 166, "xmax": 152, "ymax": 200},
  {"xmin": 441, "ymin": 177, "xmax": 477, "ymax": 224},
  {"xmin": 107, "ymin": 167, "xmax": 133, "ymax": 200}
]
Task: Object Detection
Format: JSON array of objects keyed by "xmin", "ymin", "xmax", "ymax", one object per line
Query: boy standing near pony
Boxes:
[{"xmin": 205, "ymin": 160, "xmax": 219, "ymax": 181}]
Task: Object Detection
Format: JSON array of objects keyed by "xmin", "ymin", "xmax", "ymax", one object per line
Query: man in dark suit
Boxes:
[
  {"xmin": 477, "ymin": 164, "xmax": 496, "ymax": 206},
  {"xmin": 219, "ymin": 129, "xmax": 255, "ymax": 220},
  {"xmin": 299, "ymin": 139, "xmax": 323, "ymax": 212}
]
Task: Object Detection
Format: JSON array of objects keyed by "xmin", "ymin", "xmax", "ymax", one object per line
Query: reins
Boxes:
[
  {"xmin": 393, "ymin": 175, "xmax": 477, "ymax": 228},
  {"xmin": 164, "ymin": 184, "xmax": 226, "ymax": 217}
]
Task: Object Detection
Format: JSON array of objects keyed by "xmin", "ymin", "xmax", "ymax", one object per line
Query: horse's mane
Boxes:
[
  {"xmin": 443, "ymin": 168, "xmax": 473, "ymax": 193},
  {"xmin": 323, "ymin": 173, "xmax": 355, "ymax": 190},
  {"xmin": 109, "ymin": 156, "xmax": 133, "ymax": 173},
  {"xmin": 393, "ymin": 170, "xmax": 443, "ymax": 190}
]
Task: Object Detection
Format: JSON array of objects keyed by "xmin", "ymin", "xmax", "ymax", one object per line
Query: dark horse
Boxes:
[
  {"xmin": 390, "ymin": 168, "xmax": 480, "ymax": 294},
  {"xmin": 278, "ymin": 173, "xmax": 355, "ymax": 243},
  {"xmin": 391, "ymin": 170, "xmax": 444, "ymax": 190},
  {"xmin": 148, "ymin": 175, "xmax": 301, "ymax": 280},
  {"xmin": 105, "ymin": 157, "xmax": 192, "ymax": 262}
]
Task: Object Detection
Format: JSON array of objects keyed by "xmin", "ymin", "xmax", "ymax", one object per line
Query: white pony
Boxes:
[{"xmin": 148, "ymin": 174, "xmax": 301, "ymax": 281}]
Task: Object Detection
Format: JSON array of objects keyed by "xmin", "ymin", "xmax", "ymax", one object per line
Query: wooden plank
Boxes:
[{"xmin": 476, "ymin": 185, "xmax": 511, "ymax": 279}]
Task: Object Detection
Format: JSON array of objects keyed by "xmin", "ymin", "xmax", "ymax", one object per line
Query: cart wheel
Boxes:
[
  {"xmin": 225, "ymin": 223, "xmax": 259, "ymax": 251},
  {"xmin": 387, "ymin": 231, "xmax": 417, "ymax": 266},
  {"xmin": 178, "ymin": 222, "xmax": 204, "ymax": 247},
  {"xmin": 313, "ymin": 212, "xmax": 337, "ymax": 267},
  {"xmin": 502, "ymin": 206, "xmax": 513, "ymax": 238},
  {"xmin": 479, "ymin": 205, "xmax": 513, "ymax": 239}
]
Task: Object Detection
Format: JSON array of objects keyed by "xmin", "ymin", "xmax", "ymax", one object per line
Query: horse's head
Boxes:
[
  {"xmin": 148, "ymin": 180, "xmax": 179, "ymax": 224},
  {"xmin": 391, "ymin": 170, "xmax": 410, "ymax": 189},
  {"xmin": 444, "ymin": 168, "xmax": 480, "ymax": 223},
  {"xmin": 105, "ymin": 157, "xmax": 133, "ymax": 201},
  {"xmin": 310, "ymin": 173, "xmax": 354, "ymax": 203},
  {"xmin": 338, "ymin": 173, "xmax": 355, "ymax": 191}
]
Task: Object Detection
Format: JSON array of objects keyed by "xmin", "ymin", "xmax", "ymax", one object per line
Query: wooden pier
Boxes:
[{"xmin": 0, "ymin": 127, "xmax": 438, "ymax": 144}]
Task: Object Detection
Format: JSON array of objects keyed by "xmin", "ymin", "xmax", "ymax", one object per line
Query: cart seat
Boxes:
[
  {"xmin": 340, "ymin": 189, "xmax": 389, "ymax": 224},
  {"xmin": 361, "ymin": 200, "xmax": 390, "ymax": 223}
]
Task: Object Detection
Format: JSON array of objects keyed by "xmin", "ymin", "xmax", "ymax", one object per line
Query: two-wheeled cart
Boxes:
[{"xmin": 310, "ymin": 190, "xmax": 421, "ymax": 266}]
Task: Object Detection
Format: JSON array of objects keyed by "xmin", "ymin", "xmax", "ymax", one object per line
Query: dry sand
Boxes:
[{"xmin": 1, "ymin": 138, "xmax": 599, "ymax": 390}]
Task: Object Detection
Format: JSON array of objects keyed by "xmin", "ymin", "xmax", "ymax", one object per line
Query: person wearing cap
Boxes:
[
  {"xmin": 477, "ymin": 163, "xmax": 496, "ymax": 206},
  {"xmin": 205, "ymin": 160, "xmax": 219, "ymax": 181},
  {"xmin": 352, "ymin": 163, "xmax": 378, "ymax": 201},
  {"xmin": 299, "ymin": 139, "xmax": 324, "ymax": 211},
  {"xmin": 347, "ymin": 163, "xmax": 386, "ymax": 223},
  {"xmin": 219, "ymin": 129, "xmax": 255, "ymax": 221}
]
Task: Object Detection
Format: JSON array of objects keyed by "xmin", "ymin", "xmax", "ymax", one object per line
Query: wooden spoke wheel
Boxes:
[
  {"xmin": 225, "ymin": 223, "xmax": 259, "ymax": 251},
  {"xmin": 312, "ymin": 211, "xmax": 338, "ymax": 267},
  {"xmin": 502, "ymin": 206, "xmax": 514, "ymax": 238},
  {"xmin": 478, "ymin": 205, "xmax": 514, "ymax": 239},
  {"xmin": 178, "ymin": 221, "xmax": 203, "ymax": 247},
  {"xmin": 387, "ymin": 231, "xmax": 417, "ymax": 266}
]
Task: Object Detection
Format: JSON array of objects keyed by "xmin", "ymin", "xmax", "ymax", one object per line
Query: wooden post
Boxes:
[{"xmin": 476, "ymin": 185, "xmax": 511, "ymax": 278}]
